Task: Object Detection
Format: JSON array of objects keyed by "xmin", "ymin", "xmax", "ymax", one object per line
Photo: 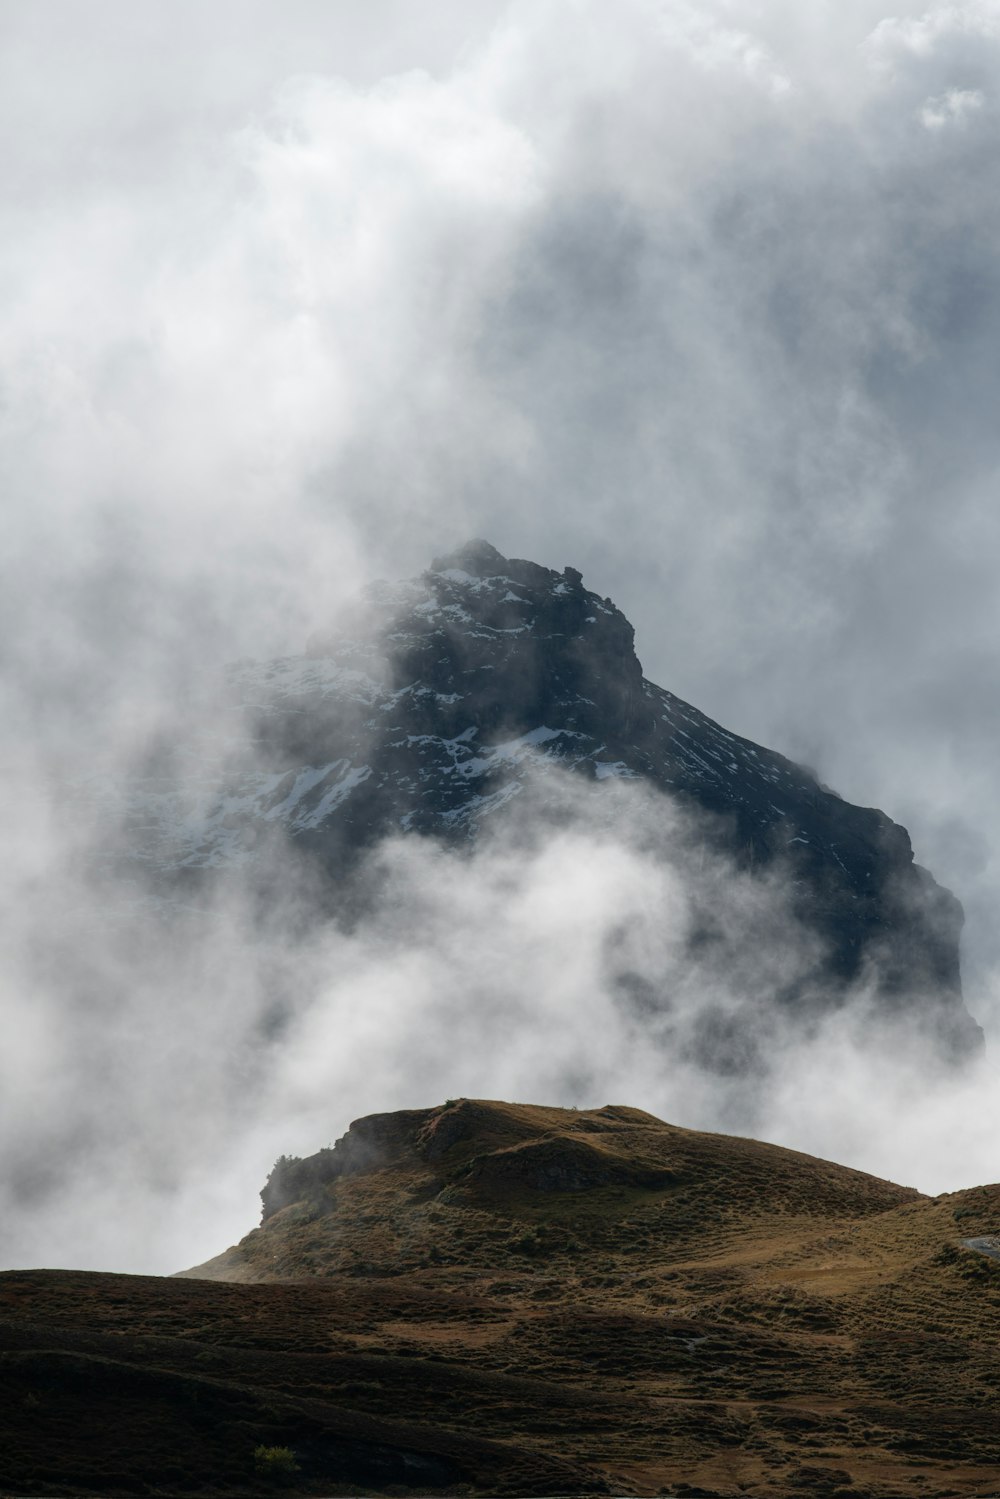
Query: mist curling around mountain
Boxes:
[{"xmin": 129, "ymin": 539, "xmax": 982, "ymax": 1066}]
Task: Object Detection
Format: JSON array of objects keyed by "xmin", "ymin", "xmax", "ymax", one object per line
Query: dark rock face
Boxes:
[
  {"xmin": 167, "ymin": 540, "xmax": 980, "ymax": 1059},
  {"xmin": 462, "ymin": 1135, "xmax": 680, "ymax": 1194},
  {"xmin": 259, "ymin": 1099, "xmax": 681, "ymax": 1222},
  {"xmin": 260, "ymin": 1108, "xmax": 445, "ymax": 1220}
]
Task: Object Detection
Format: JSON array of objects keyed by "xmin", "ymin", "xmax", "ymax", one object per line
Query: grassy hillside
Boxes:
[{"xmin": 3, "ymin": 1100, "xmax": 999, "ymax": 1497}]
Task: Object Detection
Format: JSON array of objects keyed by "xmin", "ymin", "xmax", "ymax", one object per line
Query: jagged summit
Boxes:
[
  {"xmin": 429, "ymin": 537, "xmax": 585, "ymax": 591},
  {"xmin": 430, "ymin": 537, "xmax": 511, "ymax": 574},
  {"xmin": 131, "ymin": 541, "xmax": 981, "ymax": 1059}
]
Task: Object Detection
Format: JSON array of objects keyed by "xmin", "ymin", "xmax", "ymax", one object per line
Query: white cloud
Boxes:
[
  {"xmin": 2, "ymin": 770, "xmax": 988, "ymax": 1273},
  {"xmin": 869, "ymin": 3, "xmax": 1000, "ymax": 62},
  {"xmin": 920, "ymin": 84, "xmax": 986, "ymax": 125}
]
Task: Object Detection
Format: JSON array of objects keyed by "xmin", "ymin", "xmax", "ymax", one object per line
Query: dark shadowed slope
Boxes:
[{"xmin": 4, "ymin": 1100, "xmax": 1000, "ymax": 1498}]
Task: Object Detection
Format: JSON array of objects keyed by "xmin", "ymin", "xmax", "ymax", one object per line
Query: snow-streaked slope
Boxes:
[{"xmin": 115, "ymin": 539, "xmax": 980, "ymax": 1055}]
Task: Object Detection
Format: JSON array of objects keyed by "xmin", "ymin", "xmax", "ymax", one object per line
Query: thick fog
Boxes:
[{"xmin": 3, "ymin": 0, "xmax": 1000, "ymax": 1272}]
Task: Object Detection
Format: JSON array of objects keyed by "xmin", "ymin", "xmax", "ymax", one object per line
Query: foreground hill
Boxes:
[
  {"xmin": 124, "ymin": 540, "xmax": 980, "ymax": 1059},
  {"xmin": 4, "ymin": 1100, "xmax": 1000, "ymax": 1497}
]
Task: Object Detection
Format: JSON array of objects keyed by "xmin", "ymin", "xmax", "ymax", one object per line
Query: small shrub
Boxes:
[{"xmin": 253, "ymin": 1445, "xmax": 299, "ymax": 1483}]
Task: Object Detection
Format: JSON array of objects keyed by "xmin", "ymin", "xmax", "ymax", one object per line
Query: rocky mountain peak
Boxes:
[
  {"xmin": 135, "ymin": 542, "xmax": 982, "ymax": 1064},
  {"xmin": 429, "ymin": 538, "xmax": 512, "ymax": 576}
]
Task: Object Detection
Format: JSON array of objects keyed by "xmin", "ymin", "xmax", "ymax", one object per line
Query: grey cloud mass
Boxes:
[{"xmin": 2, "ymin": 0, "xmax": 1000, "ymax": 1271}]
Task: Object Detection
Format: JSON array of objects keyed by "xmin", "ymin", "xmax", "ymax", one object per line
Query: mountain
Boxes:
[
  {"xmin": 6, "ymin": 1099, "xmax": 1000, "ymax": 1497},
  {"xmin": 132, "ymin": 539, "xmax": 981, "ymax": 1059}
]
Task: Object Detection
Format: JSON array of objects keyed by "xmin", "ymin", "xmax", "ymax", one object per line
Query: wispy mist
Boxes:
[
  {"xmin": 1, "ymin": 765, "xmax": 995, "ymax": 1275},
  {"xmin": 3, "ymin": 1, "xmax": 1000, "ymax": 1271}
]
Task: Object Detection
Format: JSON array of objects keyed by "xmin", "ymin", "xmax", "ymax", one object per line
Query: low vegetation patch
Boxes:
[{"xmin": 253, "ymin": 1444, "xmax": 299, "ymax": 1482}]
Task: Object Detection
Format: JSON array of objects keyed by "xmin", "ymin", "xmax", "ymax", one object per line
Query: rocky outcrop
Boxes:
[
  {"xmin": 461, "ymin": 1135, "xmax": 681, "ymax": 1194},
  {"xmin": 258, "ymin": 1099, "xmax": 683, "ymax": 1224},
  {"xmin": 251, "ymin": 1097, "xmax": 920, "ymax": 1236},
  {"xmin": 261, "ymin": 1108, "xmax": 437, "ymax": 1220}
]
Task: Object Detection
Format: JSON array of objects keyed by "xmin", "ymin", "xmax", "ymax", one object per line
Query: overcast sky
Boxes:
[{"xmin": 3, "ymin": 0, "xmax": 1000, "ymax": 1271}]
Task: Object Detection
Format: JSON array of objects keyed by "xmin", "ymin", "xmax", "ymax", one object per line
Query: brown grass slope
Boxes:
[{"xmin": 3, "ymin": 1099, "xmax": 1000, "ymax": 1499}]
